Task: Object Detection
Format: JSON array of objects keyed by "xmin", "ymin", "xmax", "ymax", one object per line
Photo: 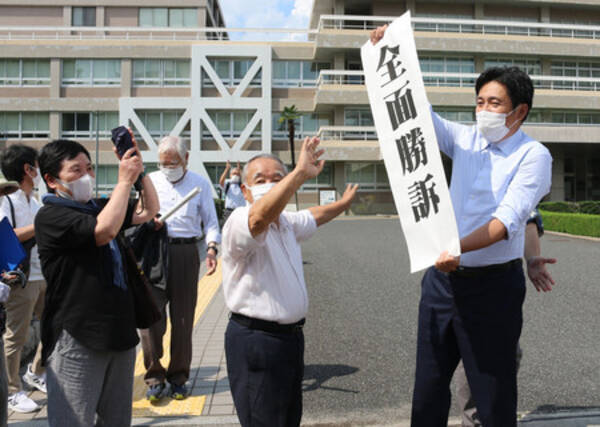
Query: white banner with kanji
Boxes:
[{"xmin": 360, "ymin": 11, "xmax": 460, "ymax": 273}]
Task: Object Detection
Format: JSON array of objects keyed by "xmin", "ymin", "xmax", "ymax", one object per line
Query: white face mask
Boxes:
[
  {"xmin": 57, "ymin": 174, "xmax": 95, "ymax": 203},
  {"xmin": 33, "ymin": 168, "xmax": 42, "ymax": 188},
  {"xmin": 476, "ymin": 109, "xmax": 519, "ymax": 143},
  {"xmin": 160, "ymin": 166, "xmax": 185, "ymax": 183},
  {"xmin": 250, "ymin": 182, "xmax": 276, "ymax": 203},
  {"xmin": 231, "ymin": 175, "xmax": 241, "ymax": 184}
]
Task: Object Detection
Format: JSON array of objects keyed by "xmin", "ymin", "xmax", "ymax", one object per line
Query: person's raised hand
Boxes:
[
  {"xmin": 527, "ymin": 256, "xmax": 557, "ymax": 292},
  {"xmin": 118, "ymin": 147, "xmax": 144, "ymax": 186},
  {"xmin": 370, "ymin": 24, "xmax": 388, "ymax": 45},
  {"xmin": 295, "ymin": 136, "xmax": 325, "ymax": 181},
  {"xmin": 341, "ymin": 183, "xmax": 359, "ymax": 208},
  {"xmin": 435, "ymin": 251, "xmax": 460, "ymax": 273}
]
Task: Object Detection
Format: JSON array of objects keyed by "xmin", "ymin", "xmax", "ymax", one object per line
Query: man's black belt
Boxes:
[
  {"xmin": 230, "ymin": 312, "xmax": 305, "ymax": 334},
  {"xmin": 451, "ymin": 258, "xmax": 522, "ymax": 278},
  {"xmin": 168, "ymin": 237, "xmax": 200, "ymax": 245}
]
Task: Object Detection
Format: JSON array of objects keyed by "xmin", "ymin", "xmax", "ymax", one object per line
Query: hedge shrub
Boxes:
[
  {"xmin": 539, "ymin": 210, "xmax": 600, "ymax": 238},
  {"xmin": 539, "ymin": 200, "xmax": 600, "ymax": 214}
]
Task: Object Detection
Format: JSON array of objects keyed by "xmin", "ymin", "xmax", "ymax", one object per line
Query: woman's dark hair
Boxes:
[
  {"xmin": 38, "ymin": 139, "xmax": 91, "ymax": 193},
  {"xmin": 0, "ymin": 144, "xmax": 38, "ymax": 184},
  {"xmin": 475, "ymin": 66, "xmax": 534, "ymax": 121}
]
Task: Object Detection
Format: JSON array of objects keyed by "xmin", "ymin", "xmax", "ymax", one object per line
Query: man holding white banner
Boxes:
[{"xmin": 370, "ymin": 20, "xmax": 552, "ymax": 427}]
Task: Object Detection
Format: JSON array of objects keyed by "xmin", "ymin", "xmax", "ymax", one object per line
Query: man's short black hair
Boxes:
[
  {"xmin": 475, "ymin": 66, "xmax": 534, "ymax": 121},
  {"xmin": 39, "ymin": 139, "xmax": 91, "ymax": 193},
  {"xmin": 0, "ymin": 144, "xmax": 38, "ymax": 184}
]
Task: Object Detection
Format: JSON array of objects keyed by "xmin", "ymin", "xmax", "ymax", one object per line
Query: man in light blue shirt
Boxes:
[
  {"xmin": 412, "ymin": 67, "xmax": 552, "ymax": 427},
  {"xmin": 371, "ymin": 26, "xmax": 552, "ymax": 425}
]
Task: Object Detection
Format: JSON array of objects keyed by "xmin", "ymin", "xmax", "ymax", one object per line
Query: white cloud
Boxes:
[{"xmin": 220, "ymin": 0, "xmax": 314, "ymax": 41}]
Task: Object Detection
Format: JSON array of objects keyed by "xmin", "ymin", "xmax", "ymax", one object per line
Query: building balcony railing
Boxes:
[
  {"xmin": 318, "ymin": 126, "xmax": 377, "ymax": 141},
  {"xmin": 0, "ymin": 26, "xmax": 314, "ymax": 42},
  {"xmin": 318, "ymin": 70, "xmax": 600, "ymax": 92},
  {"xmin": 317, "ymin": 123, "xmax": 600, "ymax": 143},
  {"xmin": 318, "ymin": 14, "xmax": 600, "ymax": 40},
  {"xmin": 4, "ymin": 15, "xmax": 600, "ymax": 42}
]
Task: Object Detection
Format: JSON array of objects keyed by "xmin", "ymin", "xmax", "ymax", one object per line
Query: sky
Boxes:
[{"xmin": 219, "ymin": 0, "xmax": 314, "ymax": 41}]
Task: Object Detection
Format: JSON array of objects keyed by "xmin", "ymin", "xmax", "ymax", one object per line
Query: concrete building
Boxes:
[{"xmin": 1, "ymin": 0, "xmax": 599, "ymax": 213}]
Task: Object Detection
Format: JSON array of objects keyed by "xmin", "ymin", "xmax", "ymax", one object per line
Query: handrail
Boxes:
[
  {"xmin": 317, "ymin": 122, "xmax": 600, "ymax": 142},
  {"xmin": 0, "ymin": 25, "xmax": 316, "ymax": 41},
  {"xmin": 318, "ymin": 14, "xmax": 600, "ymax": 39},
  {"xmin": 317, "ymin": 70, "xmax": 600, "ymax": 91}
]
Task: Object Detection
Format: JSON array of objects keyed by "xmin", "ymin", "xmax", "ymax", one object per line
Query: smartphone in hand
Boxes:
[
  {"xmin": 111, "ymin": 126, "xmax": 136, "ymax": 158},
  {"xmin": 111, "ymin": 126, "xmax": 143, "ymax": 191}
]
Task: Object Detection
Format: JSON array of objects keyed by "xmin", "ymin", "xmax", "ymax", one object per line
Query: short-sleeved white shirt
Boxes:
[
  {"xmin": 149, "ymin": 170, "xmax": 221, "ymax": 243},
  {"xmin": 222, "ymin": 205, "xmax": 317, "ymax": 324},
  {"xmin": 0, "ymin": 189, "xmax": 43, "ymax": 281}
]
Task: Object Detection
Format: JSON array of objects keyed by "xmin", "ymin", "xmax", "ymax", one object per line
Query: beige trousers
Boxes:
[{"xmin": 3, "ymin": 279, "xmax": 45, "ymax": 395}]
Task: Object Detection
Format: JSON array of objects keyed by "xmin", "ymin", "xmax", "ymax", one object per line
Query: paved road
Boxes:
[{"xmin": 299, "ymin": 218, "xmax": 600, "ymax": 425}]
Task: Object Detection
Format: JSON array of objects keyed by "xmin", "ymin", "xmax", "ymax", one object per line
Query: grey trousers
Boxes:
[
  {"xmin": 140, "ymin": 242, "xmax": 200, "ymax": 387},
  {"xmin": 455, "ymin": 344, "xmax": 523, "ymax": 427},
  {"xmin": 46, "ymin": 329, "xmax": 135, "ymax": 427}
]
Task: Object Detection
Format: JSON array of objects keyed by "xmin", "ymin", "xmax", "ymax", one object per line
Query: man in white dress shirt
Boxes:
[
  {"xmin": 222, "ymin": 136, "xmax": 358, "ymax": 427},
  {"xmin": 0, "ymin": 145, "xmax": 48, "ymax": 413},
  {"xmin": 142, "ymin": 136, "xmax": 221, "ymax": 402}
]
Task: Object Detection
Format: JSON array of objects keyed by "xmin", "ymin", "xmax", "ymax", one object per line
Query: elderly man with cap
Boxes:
[
  {"xmin": 222, "ymin": 136, "xmax": 358, "ymax": 426},
  {"xmin": 142, "ymin": 136, "xmax": 221, "ymax": 402}
]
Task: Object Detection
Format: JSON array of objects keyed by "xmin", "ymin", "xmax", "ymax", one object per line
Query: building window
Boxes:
[
  {"xmin": 72, "ymin": 7, "xmax": 96, "ymax": 27},
  {"xmin": 272, "ymin": 61, "xmax": 330, "ymax": 87},
  {"xmin": 62, "ymin": 59, "xmax": 121, "ymax": 86},
  {"xmin": 414, "ymin": 13, "xmax": 474, "ymax": 33},
  {"xmin": 0, "ymin": 112, "xmax": 49, "ymax": 139},
  {"xmin": 205, "ymin": 111, "xmax": 260, "ymax": 138},
  {"xmin": 436, "ymin": 109, "xmax": 475, "ymax": 123},
  {"xmin": 344, "ymin": 109, "xmax": 374, "ymax": 126},
  {"xmin": 139, "ymin": 8, "xmax": 198, "ymax": 27},
  {"xmin": 551, "ymin": 61, "xmax": 600, "ymax": 90},
  {"xmin": 345, "ymin": 163, "xmax": 389, "ymax": 191},
  {"xmin": 272, "ymin": 113, "xmax": 331, "ymax": 139},
  {"xmin": 133, "ymin": 59, "xmax": 190, "ymax": 86},
  {"xmin": 419, "ymin": 57, "xmax": 475, "ymax": 87},
  {"xmin": 551, "ymin": 111, "xmax": 600, "ymax": 124},
  {"xmin": 61, "ymin": 112, "xmax": 119, "ymax": 138},
  {"xmin": 205, "ymin": 164, "xmax": 228, "ymax": 192},
  {"xmin": 0, "ymin": 59, "xmax": 50, "ymax": 86},
  {"xmin": 484, "ymin": 58, "xmax": 541, "ymax": 75},
  {"xmin": 301, "ymin": 163, "xmax": 333, "ymax": 192},
  {"xmin": 203, "ymin": 59, "xmax": 261, "ymax": 88},
  {"xmin": 137, "ymin": 111, "xmax": 189, "ymax": 138},
  {"xmin": 96, "ymin": 163, "xmax": 158, "ymax": 193}
]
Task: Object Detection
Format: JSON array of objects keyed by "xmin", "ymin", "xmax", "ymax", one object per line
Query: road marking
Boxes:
[{"xmin": 131, "ymin": 261, "xmax": 223, "ymax": 417}]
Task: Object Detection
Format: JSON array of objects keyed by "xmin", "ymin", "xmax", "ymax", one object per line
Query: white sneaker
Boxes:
[
  {"xmin": 7, "ymin": 391, "xmax": 39, "ymax": 413},
  {"xmin": 22, "ymin": 363, "xmax": 47, "ymax": 394}
]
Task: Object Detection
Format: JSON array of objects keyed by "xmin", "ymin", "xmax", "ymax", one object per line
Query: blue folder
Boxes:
[{"xmin": 0, "ymin": 217, "xmax": 26, "ymax": 274}]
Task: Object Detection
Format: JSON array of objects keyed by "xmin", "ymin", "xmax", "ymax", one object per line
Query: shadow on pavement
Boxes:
[
  {"xmin": 519, "ymin": 404, "xmax": 600, "ymax": 426},
  {"xmin": 303, "ymin": 364, "xmax": 360, "ymax": 394}
]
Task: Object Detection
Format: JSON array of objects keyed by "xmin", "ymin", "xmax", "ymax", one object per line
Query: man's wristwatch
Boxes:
[{"xmin": 207, "ymin": 244, "xmax": 218, "ymax": 255}]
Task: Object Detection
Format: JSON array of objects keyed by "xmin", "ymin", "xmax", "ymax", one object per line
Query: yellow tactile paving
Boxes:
[{"xmin": 131, "ymin": 261, "xmax": 223, "ymax": 417}]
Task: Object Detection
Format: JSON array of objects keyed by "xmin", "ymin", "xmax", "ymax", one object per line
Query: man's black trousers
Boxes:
[
  {"xmin": 225, "ymin": 318, "xmax": 304, "ymax": 427},
  {"xmin": 411, "ymin": 263, "xmax": 526, "ymax": 427}
]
